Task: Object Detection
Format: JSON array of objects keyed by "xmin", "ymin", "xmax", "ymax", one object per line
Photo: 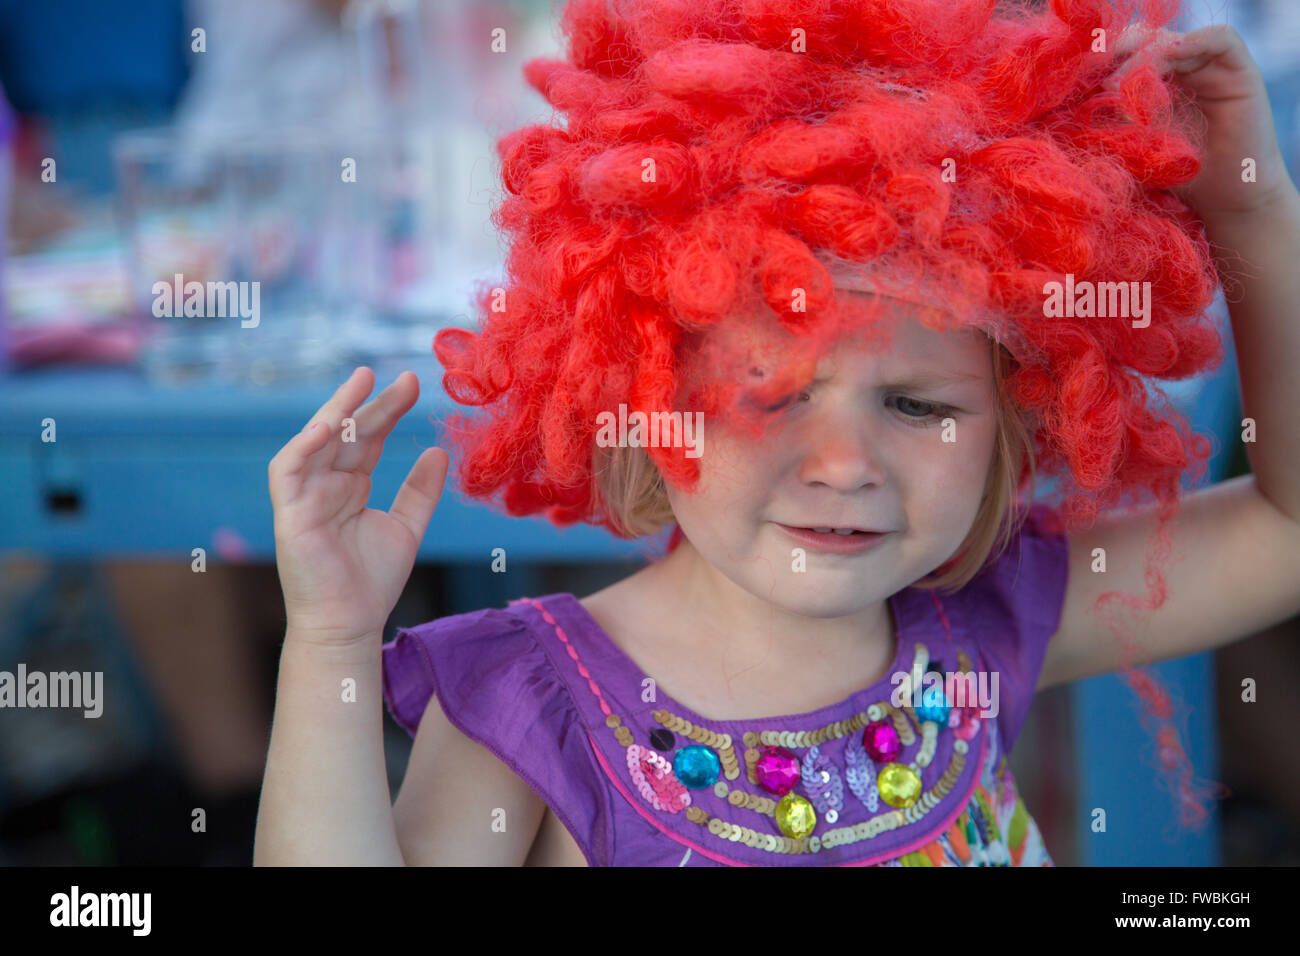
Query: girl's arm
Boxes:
[
  {"xmin": 1041, "ymin": 26, "xmax": 1300, "ymax": 689},
  {"xmin": 254, "ymin": 368, "xmax": 448, "ymax": 864},
  {"xmin": 256, "ymin": 633, "xmax": 405, "ymax": 865}
]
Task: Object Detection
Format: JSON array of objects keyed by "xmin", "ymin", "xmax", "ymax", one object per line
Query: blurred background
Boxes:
[{"xmin": 0, "ymin": 0, "xmax": 1296, "ymax": 866}]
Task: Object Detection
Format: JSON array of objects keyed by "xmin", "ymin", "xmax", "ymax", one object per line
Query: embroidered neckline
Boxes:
[{"xmin": 512, "ymin": 592, "xmax": 988, "ymax": 863}]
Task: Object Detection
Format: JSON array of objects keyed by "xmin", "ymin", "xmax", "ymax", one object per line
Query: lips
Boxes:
[{"xmin": 774, "ymin": 523, "xmax": 893, "ymax": 554}]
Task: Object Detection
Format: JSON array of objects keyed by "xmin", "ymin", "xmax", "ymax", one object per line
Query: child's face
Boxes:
[{"xmin": 666, "ymin": 304, "xmax": 999, "ymax": 619}]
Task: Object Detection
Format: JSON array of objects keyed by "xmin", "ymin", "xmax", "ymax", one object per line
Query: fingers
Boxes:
[
  {"xmin": 305, "ymin": 366, "xmax": 377, "ymax": 435},
  {"xmin": 1163, "ymin": 24, "xmax": 1250, "ymax": 74},
  {"xmin": 1103, "ymin": 24, "xmax": 1247, "ymax": 91},
  {"xmin": 268, "ymin": 419, "xmax": 335, "ymax": 511},
  {"xmin": 1103, "ymin": 26, "xmax": 1179, "ymax": 90},
  {"xmin": 269, "ymin": 367, "xmax": 376, "ymax": 507},
  {"xmin": 1110, "ymin": 24, "xmax": 1166, "ymax": 61},
  {"xmin": 333, "ymin": 370, "xmax": 421, "ymax": 474},
  {"xmin": 387, "ymin": 447, "xmax": 450, "ymax": 545}
]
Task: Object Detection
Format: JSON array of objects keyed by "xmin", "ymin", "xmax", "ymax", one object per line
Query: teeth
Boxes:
[
  {"xmin": 832, "ymin": 529, "xmax": 857, "ymax": 536},
  {"xmin": 809, "ymin": 527, "xmax": 859, "ymax": 535}
]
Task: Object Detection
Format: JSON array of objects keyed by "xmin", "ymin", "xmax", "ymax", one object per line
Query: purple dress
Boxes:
[{"xmin": 382, "ymin": 503, "xmax": 1069, "ymax": 866}]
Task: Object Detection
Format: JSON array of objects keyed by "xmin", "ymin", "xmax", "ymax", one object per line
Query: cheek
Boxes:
[
  {"xmin": 667, "ymin": 431, "xmax": 759, "ymax": 529},
  {"xmin": 688, "ymin": 424, "xmax": 773, "ymax": 501},
  {"xmin": 902, "ymin": 419, "xmax": 998, "ymax": 510}
]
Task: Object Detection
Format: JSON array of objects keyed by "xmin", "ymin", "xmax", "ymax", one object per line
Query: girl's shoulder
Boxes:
[
  {"xmin": 382, "ymin": 595, "xmax": 616, "ymax": 740},
  {"xmin": 381, "ymin": 595, "xmax": 616, "ymax": 864}
]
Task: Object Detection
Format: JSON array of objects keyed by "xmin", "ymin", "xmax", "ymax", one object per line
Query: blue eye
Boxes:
[
  {"xmin": 890, "ymin": 395, "xmax": 954, "ymax": 425},
  {"xmin": 752, "ymin": 390, "xmax": 955, "ymax": 424}
]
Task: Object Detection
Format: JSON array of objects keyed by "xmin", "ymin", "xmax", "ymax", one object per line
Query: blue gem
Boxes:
[
  {"xmin": 673, "ymin": 744, "xmax": 721, "ymax": 788},
  {"xmin": 916, "ymin": 681, "xmax": 951, "ymax": 725}
]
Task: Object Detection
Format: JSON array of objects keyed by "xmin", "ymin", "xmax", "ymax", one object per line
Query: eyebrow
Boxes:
[{"xmin": 809, "ymin": 369, "xmax": 985, "ymax": 388}]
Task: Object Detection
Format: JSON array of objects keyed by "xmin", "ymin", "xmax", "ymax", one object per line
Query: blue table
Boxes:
[{"xmin": 0, "ymin": 356, "xmax": 651, "ymax": 564}]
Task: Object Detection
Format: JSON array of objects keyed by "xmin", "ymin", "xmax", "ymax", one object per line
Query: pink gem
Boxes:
[
  {"xmin": 754, "ymin": 746, "xmax": 801, "ymax": 796},
  {"xmin": 863, "ymin": 720, "xmax": 900, "ymax": 763},
  {"xmin": 953, "ymin": 704, "xmax": 981, "ymax": 740}
]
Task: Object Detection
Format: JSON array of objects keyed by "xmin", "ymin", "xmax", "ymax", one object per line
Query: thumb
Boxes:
[{"xmin": 388, "ymin": 447, "xmax": 450, "ymax": 545}]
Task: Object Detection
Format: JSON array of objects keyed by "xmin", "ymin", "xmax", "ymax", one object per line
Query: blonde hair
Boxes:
[{"xmin": 592, "ymin": 341, "xmax": 1036, "ymax": 592}]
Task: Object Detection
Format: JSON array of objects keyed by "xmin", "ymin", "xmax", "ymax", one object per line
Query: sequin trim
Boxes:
[{"xmin": 519, "ymin": 595, "xmax": 1012, "ymax": 862}]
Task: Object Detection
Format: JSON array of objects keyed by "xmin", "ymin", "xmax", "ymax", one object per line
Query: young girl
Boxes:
[{"xmin": 255, "ymin": 0, "xmax": 1300, "ymax": 866}]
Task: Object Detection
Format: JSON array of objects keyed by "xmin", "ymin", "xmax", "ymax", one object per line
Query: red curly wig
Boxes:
[{"xmin": 433, "ymin": 0, "xmax": 1229, "ymax": 828}]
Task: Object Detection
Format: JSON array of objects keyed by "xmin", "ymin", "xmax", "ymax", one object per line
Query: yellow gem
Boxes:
[
  {"xmin": 878, "ymin": 762, "xmax": 923, "ymax": 808},
  {"xmin": 775, "ymin": 792, "xmax": 817, "ymax": 838}
]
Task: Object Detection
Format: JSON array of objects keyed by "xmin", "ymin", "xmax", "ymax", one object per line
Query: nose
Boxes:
[{"xmin": 796, "ymin": 406, "xmax": 887, "ymax": 492}]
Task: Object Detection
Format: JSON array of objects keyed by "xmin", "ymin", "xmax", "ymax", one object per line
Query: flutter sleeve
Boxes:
[
  {"xmin": 964, "ymin": 502, "xmax": 1071, "ymax": 758},
  {"xmin": 380, "ymin": 606, "xmax": 611, "ymax": 865}
]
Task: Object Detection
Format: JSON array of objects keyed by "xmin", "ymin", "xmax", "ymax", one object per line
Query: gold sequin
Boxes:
[{"xmin": 743, "ymin": 732, "xmax": 757, "ymax": 747}]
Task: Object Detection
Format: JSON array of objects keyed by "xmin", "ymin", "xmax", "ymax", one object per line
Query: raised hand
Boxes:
[
  {"xmin": 268, "ymin": 367, "xmax": 449, "ymax": 645},
  {"xmin": 1103, "ymin": 23, "xmax": 1298, "ymax": 222}
]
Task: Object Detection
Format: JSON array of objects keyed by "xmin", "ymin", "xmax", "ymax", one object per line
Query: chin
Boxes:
[{"xmin": 757, "ymin": 580, "xmax": 891, "ymax": 619}]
